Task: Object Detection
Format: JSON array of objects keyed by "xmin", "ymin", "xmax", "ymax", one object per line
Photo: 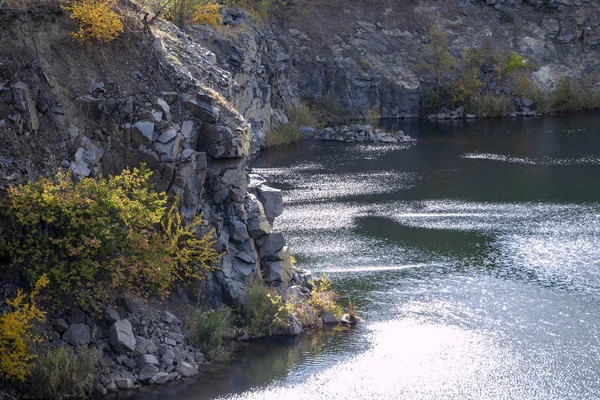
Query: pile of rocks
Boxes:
[
  {"xmin": 299, "ymin": 124, "xmax": 416, "ymax": 144},
  {"xmin": 49, "ymin": 300, "xmax": 204, "ymax": 396}
]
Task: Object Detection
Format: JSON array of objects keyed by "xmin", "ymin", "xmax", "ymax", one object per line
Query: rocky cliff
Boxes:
[{"xmin": 0, "ymin": 9, "xmax": 296, "ymax": 308}]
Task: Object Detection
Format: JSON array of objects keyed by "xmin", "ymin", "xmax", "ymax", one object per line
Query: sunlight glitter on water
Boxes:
[{"xmin": 217, "ymin": 319, "xmax": 543, "ymax": 400}]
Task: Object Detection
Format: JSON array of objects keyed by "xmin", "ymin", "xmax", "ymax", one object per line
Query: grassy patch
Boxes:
[
  {"xmin": 265, "ymin": 105, "xmax": 317, "ymax": 147},
  {"xmin": 308, "ymin": 275, "xmax": 343, "ymax": 318},
  {"xmin": 34, "ymin": 346, "xmax": 99, "ymax": 400},
  {"xmin": 243, "ymin": 280, "xmax": 292, "ymax": 337},
  {"xmin": 186, "ymin": 307, "xmax": 235, "ymax": 361}
]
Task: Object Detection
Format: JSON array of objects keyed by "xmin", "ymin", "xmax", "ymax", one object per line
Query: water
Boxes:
[{"xmin": 137, "ymin": 115, "xmax": 600, "ymax": 399}]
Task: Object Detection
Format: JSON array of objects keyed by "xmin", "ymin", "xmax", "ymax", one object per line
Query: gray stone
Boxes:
[
  {"xmin": 132, "ymin": 121, "xmax": 155, "ymax": 146},
  {"xmin": 183, "ymin": 95, "xmax": 220, "ymax": 123},
  {"xmin": 258, "ymin": 232, "xmax": 286, "ymax": 259},
  {"xmin": 12, "ymin": 82, "xmax": 39, "ymax": 132},
  {"xmin": 157, "ymin": 126, "xmax": 178, "ymax": 143},
  {"xmin": 161, "ymin": 349, "xmax": 176, "ymax": 365},
  {"xmin": 109, "ymin": 320, "xmax": 136, "ymax": 353},
  {"xmin": 138, "ymin": 364, "xmax": 159, "ymax": 382},
  {"xmin": 254, "ymin": 185, "xmax": 283, "ymax": 225},
  {"xmin": 62, "ymin": 324, "xmax": 91, "ymax": 346},
  {"xmin": 52, "ymin": 318, "xmax": 69, "ymax": 334},
  {"xmin": 102, "ymin": 307, "xmax": 120, "ymax": 323},
  {"xmin": 245, "ymin": 194, "xmax": 271, "ymax": 238},
  {"xmin": 115, "ymin": 378, "xmax": 134, "ymax": 390},
  {"xmin": 149, "ymin": 372, "xmax": 170, "ymax": 385},
  {"xmin": 138, "ymin": 354, "xmax": 160, "ymax": 368},
  {"xmin": 155, "ymin": 98, "xmax": 172, "ymax": 122},
  {"xmin": 167, "ymin": 332, "xmax": 186, "ymax": 344},
  {"xmin": 161, "ymin": 92, "xmax": 178, "ymax": 105},
  {"xmin": 322, "ymin": 310, "xmax": 339, "ymax": 325},
  {"xmin": 120, "ymin": 297, "xmax": 141, "ymax": 315},
  {"xmin": 163, "ymin": 311, "xmax": 182, "ymax": 325},
  {"xmin": 175, "ymin": 361, "xmax": 199, "ymax": 378},
  {"xmin": 75, "ymin": 95, "xmax": 104, "ymax": 120},
  {"xmin": 135, "ymin": 336, "xmax": 158, "ymax": 355},
  {"xmin": 284, "ymin": 285, "xmax": 305, "ymax": 303}
]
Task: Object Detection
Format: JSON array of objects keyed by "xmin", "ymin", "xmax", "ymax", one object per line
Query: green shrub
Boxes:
[
  {"xmin": 309, "ymin": 93, "xmax": 352, "ymax": 125},
  {"xmin": 504, "ymin": 52, "xmax": 527, "ymax": 75},
  {"xmin": 265, "ymin": 105, "xmax": 316, "ymax": 147},
  {"xmin": 308, "ymin": 275, "xmax": 342, "ymax": 318},
  {"xmin": 186, "ymin": 307, "xmax": 235, "ymax": 361},
  {"xmin": 3, "ymin": 165, "xmax": 220, "ymax": 309},
  {"xmin": 471, "ymin": 94, "xmax": 513, "ymax": 117},
  {"xmin": 244, "ymin": 280, "xmax": 292, "ymax": 337},
  {"xmin": 34, "ymin": 346, "xmax": 99, "ymax": 400}
]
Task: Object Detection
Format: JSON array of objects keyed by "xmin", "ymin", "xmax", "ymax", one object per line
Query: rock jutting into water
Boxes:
[{"xmin": 299, "ymin": 124, "xmax": 416, "ymax": 144}]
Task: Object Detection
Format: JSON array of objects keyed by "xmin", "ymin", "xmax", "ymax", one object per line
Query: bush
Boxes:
[
  {"xmin": 504, "ymin": 52, "xmax": 527, "ymax": 75},
  {"xmin": 471, "ymin": 94, "xmax": 513, "ymax": 117},
  {"xmin": 193, "ymin": 2, "xmax": 222, "ymax": 26},
  {"xmin": 3, "ymin": 165, "xmax": 220, "ymax": 309},
  {"xmin": 187, "ymin": 307, "xmax": 235, "ymax": 361},
  {"xmin": 0, "ymin": 275, "xmax": 48, "ymax": 382},
  {"xmin": 309, "ymin": 93, "xmax": 352, "ymax": 125},
  {"xmin": 244, "ymin": 280, "xmax": 292, "ymax": 337},
  {"xmin": 265, "ymin": 105, "xmax": 316, "ymax": 147},
  {"xmin": 308, "ymin": 275, "xmax": 342, "ymax": 318},
  {"xmin": 34, "ymin": 346, "xmax": 99, "ymax": 400},
  {"xmin": 64, "ymin": 0, "xmax": 123, "ymax": 44}
]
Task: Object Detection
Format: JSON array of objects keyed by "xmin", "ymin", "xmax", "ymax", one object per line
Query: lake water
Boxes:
[{"xmin": 138, "ymin": 114, "xmax": 600, "ymax": 399}]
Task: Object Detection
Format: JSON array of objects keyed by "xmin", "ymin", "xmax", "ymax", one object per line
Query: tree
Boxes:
[{"xmin": 423, "ymin": 27, "xmax": 456, "ymax": 96}]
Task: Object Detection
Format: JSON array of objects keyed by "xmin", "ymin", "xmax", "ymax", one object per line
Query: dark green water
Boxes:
[{"xmin": 138, "ymin": 114, "xmax": 600, "ymax": 399}]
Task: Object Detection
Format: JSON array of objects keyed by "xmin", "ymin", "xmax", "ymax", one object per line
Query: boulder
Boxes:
[
  {"xmin": 75, "ymin": 95, "xmax": 103, "ymax": 120},
  {"xmin": 183, "ymin": 95, "xmax": 220, "ymax": 123},
  {"xmin": 62, "ymin": 324, "xmax": 91, "ymax": 346},
  {"xmin": 138, "ymin": 354, "xmax": 160, "ymax": 368},
  {"xmin": 131, "ymin": 121, "xmax": 155, "ymax": 146},
  {"xmin": 101, "ymin": 307, "xmax": 120, "ymax": 323},
  {"xmin": 52, "ymin": 318, "xmax": 69, "ymax": 334},
  {"xmin": 135, "ymin": 336, "xmax": 158, "ymax": 355},
  {"xmin": 162, "ymin": 311, "xmax": 182, "ymax": 325},
  {"xmin": 321, "ymin": 311, "xmax": 339, "ymax": 325},
  {"xmin": 257, "ymin": 233, "xmax": 286, "ymax": 260},
  {"xmin": 245, "ymin": 194, "xmax": 271, "ymax": 238},
  {"xmin": 149, "ymin": 372, "xmax": 170, "ymax": 385},
  {"xmin": 109, "ymin": 319, "xmax": 136, "ymax": 353},
  {"xmin": 253, "ymin": 185, "xmax": 283, "ymax": 225},
  {"xmin": 115, "ymin": 378, "xmax": 134, "ymax": 390},
  {"xmin": 155, "ymin": 98, "xmax": 172, "ymax": 122},
  {"xmin": 138, "ymin": 364, "xmax": 159, "ymax": 382},
  {"xmin": 175, "ymin": 361, "xmax": 199, "ymax": 378}
]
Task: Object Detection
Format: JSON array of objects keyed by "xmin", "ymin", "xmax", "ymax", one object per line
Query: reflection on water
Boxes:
[{"xmin": 133, "ymin": 114, "xmax": 600, "ymax": 400}]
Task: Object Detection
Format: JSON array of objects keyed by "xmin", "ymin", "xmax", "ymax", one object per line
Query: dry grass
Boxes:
[{"xmin": 34, "ymin": 346, "xmax": 99, "ymax": 400}]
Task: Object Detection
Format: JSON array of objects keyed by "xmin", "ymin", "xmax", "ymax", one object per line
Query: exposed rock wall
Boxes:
[
  {"xmin": 186, "ymin": 0, "xmax": 600, "ymax": 151},
  {"xmin": 0, "ymin": 12, "xmax": 294, "ymax": 308}
]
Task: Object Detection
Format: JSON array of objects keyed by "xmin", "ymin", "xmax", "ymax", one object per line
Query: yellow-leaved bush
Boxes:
[
  {"xmin": 193, "ymin": 2, "xmax": 222, "ymax": 27},
  {"xmin": 0, "ymin": 275, "xmax": 48, "ymax": 382},
  {"xmin": 64, "ymin": 0, "xmax": 123, "ymax": 44},
  {"xmin": 3, "ymin": 165, "xmax": 220, "ymax": 309}
]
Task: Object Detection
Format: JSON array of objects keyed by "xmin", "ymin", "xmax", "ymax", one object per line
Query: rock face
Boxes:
[{"xmin": 62, "ymin": 324, "xmax": 91, "ymax": 346}]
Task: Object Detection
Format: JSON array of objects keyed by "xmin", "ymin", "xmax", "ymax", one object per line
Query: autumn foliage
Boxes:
[
  {"xmin": 0, "ymin": 275, "xmax": 48, "ymax": 382},
  {"xmin": 3, "ymin": 165, "xmax": 220, "ymax": 309},
  {"xmin": 193, "ymin": 2, "xmax": 222, "ymax": 26},
  {"xmin": 64, "ymin": 0, "xmax": 123, "ymax": 44}
]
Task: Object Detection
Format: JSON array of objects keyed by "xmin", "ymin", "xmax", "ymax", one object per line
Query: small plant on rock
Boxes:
[{"xmin": 308, "ymin": 275, "xmax": 342, "ymax": 318}]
